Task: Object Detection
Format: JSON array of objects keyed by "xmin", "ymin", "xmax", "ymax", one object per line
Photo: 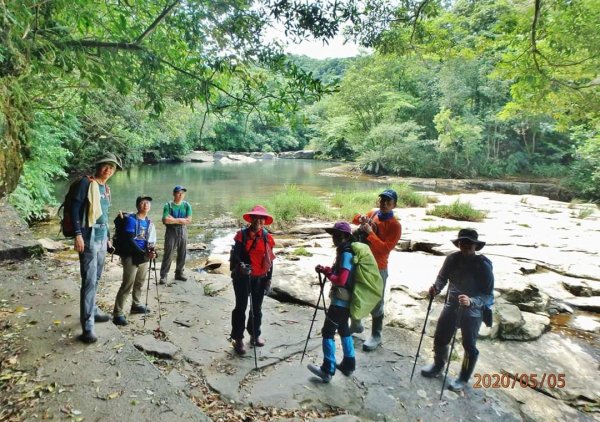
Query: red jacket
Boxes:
[
  {"xmin": 352, "ymin": 209, "xmax": 401, "ymax": 270},
  {"xmin": 234, "ymin": 228, "xmax": 275, "ymax": 277}
]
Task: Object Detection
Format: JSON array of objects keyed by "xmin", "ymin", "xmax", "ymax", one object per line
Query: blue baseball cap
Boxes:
[
  {"xmin": 173, "ymin": 185, "xmax": 187, "ymax": 193},
  {"xmin": 379, "ymin": 189, "xmax": 398, "ymax": 202}
]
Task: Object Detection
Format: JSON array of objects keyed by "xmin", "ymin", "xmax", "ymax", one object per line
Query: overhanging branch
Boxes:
[{"xmin": 135, "ymin": 0, "xmax": 181, "ymax": 44}]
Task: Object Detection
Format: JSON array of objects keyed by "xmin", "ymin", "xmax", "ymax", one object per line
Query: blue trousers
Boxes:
[{"xmin": 79, "ymin": 228, "xmax": 107, "ymax": 332}]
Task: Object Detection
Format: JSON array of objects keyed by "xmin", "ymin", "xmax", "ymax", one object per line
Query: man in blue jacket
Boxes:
[{"xmin": 71, "ymin": 152, "xmax": 122, "ymax": 343}]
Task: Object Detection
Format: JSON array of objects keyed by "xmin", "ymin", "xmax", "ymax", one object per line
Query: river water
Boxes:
[
  {"xmin": 58, "ymin": 160, "xmax": 384, "ymax": 219},
  {"xmin": 49, "ymin": 159, "xmax": 383, "ymax": 245}
]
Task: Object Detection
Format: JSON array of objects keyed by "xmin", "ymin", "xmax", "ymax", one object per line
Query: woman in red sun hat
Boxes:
[{"xmin": 229, "ymin": 205, "xmax": 276, "ymax": 355}]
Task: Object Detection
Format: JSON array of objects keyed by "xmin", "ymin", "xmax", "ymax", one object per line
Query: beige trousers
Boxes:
[{"xmin": 113, "ymin": 256, "xmax": 149, "ymax": 317}]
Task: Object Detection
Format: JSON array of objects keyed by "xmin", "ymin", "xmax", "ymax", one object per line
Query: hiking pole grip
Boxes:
[
  {"xmin": 410, "ymin": 293, "xmax": 434, "ymax": 382},
  {"xmin": 301, "ymin": 271, "xmax": 325, "ymax": 364}
]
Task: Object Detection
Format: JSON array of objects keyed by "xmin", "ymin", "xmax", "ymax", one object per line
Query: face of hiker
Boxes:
[
  {"xmin": 95, "ymin": 163, "xmax": 116, "ymax": 183},
  {"xmin": 458, "ymin": 239, "xmax": 477, "ymax": 256},
  {"xmin": 378, "ymin": 195, "xmax": 396, "ymax": 213},
  {"xmin": 332, "ymin": 232, "xmax": 347, "ymax": 247},
  {"xmin": 249, "ymin": 216, "xmax": 265, "ymax": 232},
  {"xmin": 173, "ymin": 190, "xmax": 185, "ymax": 203},
  {"xmin": 137, "ymin": 200, "xmax": 151, "ymax": 213}
]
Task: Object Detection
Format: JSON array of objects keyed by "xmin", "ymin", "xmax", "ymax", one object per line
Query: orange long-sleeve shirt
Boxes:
[{"xmin": 352, "ymin": 209, "xmax": 401, "ymax": 270}]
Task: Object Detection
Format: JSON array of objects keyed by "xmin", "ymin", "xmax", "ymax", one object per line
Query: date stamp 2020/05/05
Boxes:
[{"xmin": 473, "ymin": 373, "xmax": 566, "ymax": 389}]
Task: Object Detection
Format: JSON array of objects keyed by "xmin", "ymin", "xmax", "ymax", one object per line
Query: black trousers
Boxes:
[
  {"xmin": 231, "ymin": 275, "xmax": 267, "ymax": 339},
  {"xmin": 322, "ymin": 305, "xmax": 351, "ymax": 339},
  {"xmin": 433, "ymin": 304, "xmax": 482, "ymax": 359}
]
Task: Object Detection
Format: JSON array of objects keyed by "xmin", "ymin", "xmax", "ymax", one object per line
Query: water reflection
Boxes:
[{"xmin": 56, "ymin": 160, "xmax": 383, "ymax": 226}]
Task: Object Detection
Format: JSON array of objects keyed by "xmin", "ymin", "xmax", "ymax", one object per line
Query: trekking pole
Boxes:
[
  {"xmin": 247, "ymin": 270, "xmax": 258, "ymax": 370},
  {"xmin": 440, "ymin": 306, "xmax": 464, "ymax": 399},
  {"xmin": 143, "ymin": 257, "xmax": 152, "ymax": 328},
  {"xmin": 152, "ymin": 258, "xmax": 163, "ymax": 331},
  {"xmin": 301, "ymin": 271, "xmax": 326, "ymax": 364},
  {"xmin": 410, "ymin": 293, "xmax": 434, "ymax": 382}
]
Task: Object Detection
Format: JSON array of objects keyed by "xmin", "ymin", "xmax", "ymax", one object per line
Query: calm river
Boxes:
[{"xmin": 51, "ymin": 159, "xmax": 383, "ymax": 245}]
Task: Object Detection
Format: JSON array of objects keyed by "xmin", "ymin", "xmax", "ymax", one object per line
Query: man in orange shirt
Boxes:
[{"xmin": 351, "ymin": 189, "xmax": 401, "ymax": 351}]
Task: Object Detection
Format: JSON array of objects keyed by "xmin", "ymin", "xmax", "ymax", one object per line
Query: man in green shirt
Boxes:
[{"xmin": 159, "ymin": 185, "xmax": 193, "ymax": 284}]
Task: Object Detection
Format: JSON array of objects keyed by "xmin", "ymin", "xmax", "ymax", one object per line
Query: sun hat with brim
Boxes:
[
  {"xmin": 243, "ymin": 205, "xmax": 273, "ymax": 225},
  {"xmin": 325, "ymin": 221, "xmax": 352, "ymax": 236},
  {"xmin": 95, "ymin": 152, "xmax": 123, "ymax": 170},
  {"xmin": 173, "ymin": 185, "xmax": 187, "ymax": 193},
  {"xmin": 136, "ymin": 196, "xmax": 153, "ymax": 207},
  {"xmin": 451, "ymin": 228, "xmax": 486, "ymax": 251}
]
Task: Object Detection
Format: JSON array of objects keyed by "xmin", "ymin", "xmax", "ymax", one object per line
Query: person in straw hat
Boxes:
[
  {"xmin": 229, "ymin": 205, "xmax": 276, "ymax": 355},
  {"xmin": 71, "ymin": 152, "xmax": 122, "ymax": 343},
  {"xmin": 421, "ymin": 228, "xmax": 494, "ymax": 392}
]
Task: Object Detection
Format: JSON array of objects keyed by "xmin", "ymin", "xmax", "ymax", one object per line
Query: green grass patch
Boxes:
[
  {"xmin": 518, "ymin": 223, "xmax": 531, "ymax": 228},
  {"xmin": 426, "ymin": 200, "xmax": 487, "ymax": 222},
  {"xmin": 235, "ymin": 185, "xmax": 334, "ymax": 229},
  {"xmin": 539, "ymin": 208, "xmax": 561, "ymax": 214},
  {"xmin": 292, "ymin": 247, "xmax": 313, "ymax": 257},
  {"xmin": 576, "ymin": 206, "xmax": 595, "ymax": 219},
  {"xmin": 422, "ymin": 225, "xmax": 463, "ymax": 233}
]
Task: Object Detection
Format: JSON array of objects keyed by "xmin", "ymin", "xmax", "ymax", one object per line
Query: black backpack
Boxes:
[
  {"xmin": 57, "ymin": 176, "xmax": 94, "ymax": 238},
  {"xmin": 113, "ymin": 212, "xmax": 152, "ymax": 258}
]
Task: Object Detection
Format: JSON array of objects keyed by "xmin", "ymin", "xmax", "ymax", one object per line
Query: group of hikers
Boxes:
[{"xmin": 69, "ymin": 152, "xmax": 494, "ymax": 394}]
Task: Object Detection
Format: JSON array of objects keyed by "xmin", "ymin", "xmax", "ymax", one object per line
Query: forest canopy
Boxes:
[{"xmin": 1, "ymin": 0, "xmax": 599, "ymax": 221}]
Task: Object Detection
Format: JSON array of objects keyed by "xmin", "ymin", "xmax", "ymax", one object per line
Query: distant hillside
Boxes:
[{"xmin": 288, "ymin": 54, "xmax": 357, "ymax": 84}]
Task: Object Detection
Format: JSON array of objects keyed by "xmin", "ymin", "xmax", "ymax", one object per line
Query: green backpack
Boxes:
[{"xmin": 349, "ymin": 242, "xmax": 384, "ymax": 320}]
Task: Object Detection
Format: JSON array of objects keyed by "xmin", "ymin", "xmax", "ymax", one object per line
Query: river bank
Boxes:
[{"xmin": 2, "ymin": 166, "xmax": 599, "ymax": 420}]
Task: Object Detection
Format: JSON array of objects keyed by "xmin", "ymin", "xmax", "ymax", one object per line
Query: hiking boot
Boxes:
[
  {"xmin": 250, "ymin": 336, "xmax": 265, "ymax": 347},
  {"xmin": 421, "ymin": 345, "xmax": 449, "ymax": 378},
  {"xmin": 159, "ymin": 277, "xmax": 167, "ymax": 285},
  {"xmin": 307, "ymin": 364, "xmax": 332, "ymax": 383},
  {"xmin": 78, "ymin": 330, "xmax": 98, "ymax": 344},
  {"xmin": 175, "ymin": 273, "xmax": 188, "ymax": 281},
  {"xmin": 336, "ymin": 357, "xmax": 356, "ymax": 376},
  {"xmin": 233, "ymin": 339, "xmax": 246, "ymax": 355},
  {"xmin": 420, "ymin": 362, "xmax": 444, "ymax": 378},
  {"xmin": 113, "ymin": 315, "xmax": 128, "ymax": 326},
  {"xmin": 363, "ymin": 315, "xmax": 383, "ymax": 351},
  {"xmin": 349, "ymin": 319, "xmax": 364, "ymax": 334},
  {"xmin": 94, "ymin": 312, "xmax": 110, "ymax": 323},
  {"xmin": 448, "ymin": 354, "xmax": 478, "ymax": 392},
  {"xmin": 131, "ymin": 304, "xmax": 150, "ymax": 314}
]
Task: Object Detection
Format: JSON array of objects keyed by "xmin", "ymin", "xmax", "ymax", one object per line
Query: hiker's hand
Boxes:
[
  {"xmin": 458, "ymin": 294, "xmax": 471, "ymax": 307},
  {"xmin": 315, "ymin": 265, "xmax": 331, "ymax": 275},
  {"xmin": 263, "ymin": 279, "xmax": 272, "ymax": 295},
  {"xmin": 428, "ymin": 285, "xmax": 438, "ymax": 298},
  {"xmin": 74, "ymin": 235, "xmax": 84, "ymax": 253},
  {"xmin": 146, "ymin": 250, "xmax": 156, "ymax": 259},
  {"xmin": 240, "ymin": 263, "xmax": 252, "ymax": 275},
  {"xmin": 361, "ymin": 222, "xmax": 373, "ymax": 234}
]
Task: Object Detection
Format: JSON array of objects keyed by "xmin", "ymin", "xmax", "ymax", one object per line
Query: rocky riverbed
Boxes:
[{"xmin": 1, "ymin": 186, "xmax": 599, "ymax": 421}]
